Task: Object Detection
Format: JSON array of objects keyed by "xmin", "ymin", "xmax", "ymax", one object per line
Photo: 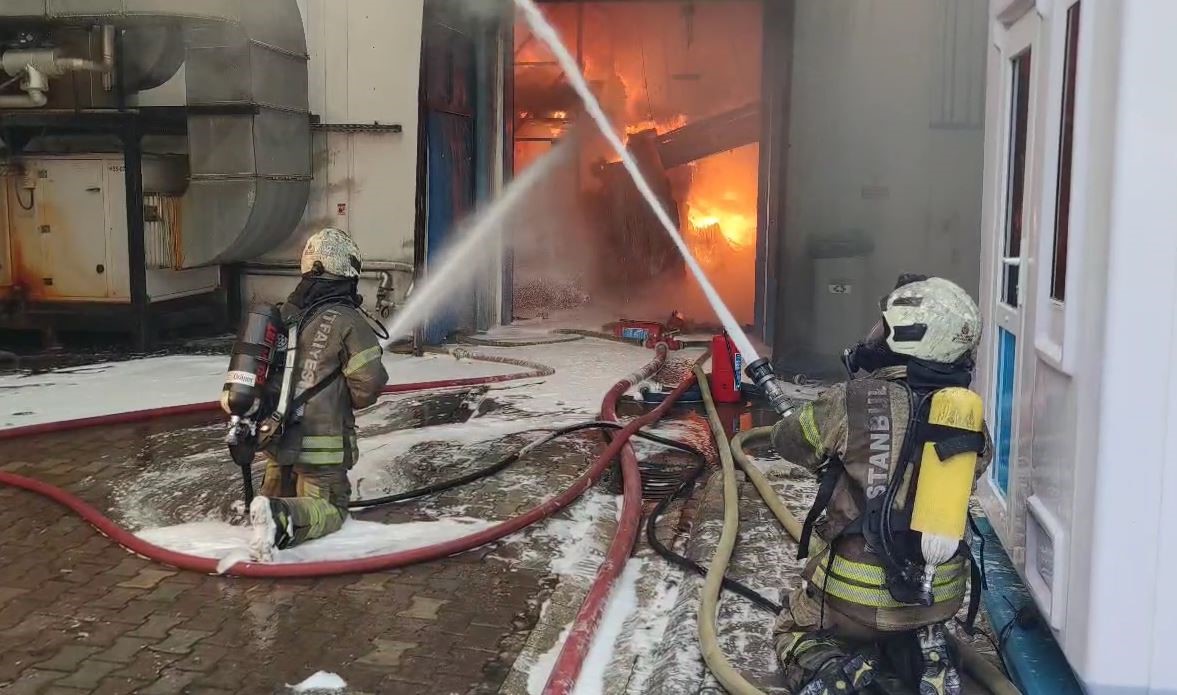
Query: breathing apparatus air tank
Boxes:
[
  {"xmin": 221, "ymin": 304, "xmax": 284, "ymax": 504},
  {"xmin": 910, "ymin": 386, "xmax": 984, "ymax": 598},
  {"xmin": 221, "ymin": 304, "xmax": 284, "ymax": 427}
]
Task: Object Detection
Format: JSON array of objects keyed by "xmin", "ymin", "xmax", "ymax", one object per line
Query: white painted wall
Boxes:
[
  {"xmin": 245, "ymin": 0, "xmax": 425, "ymax": 307},
  {"xmin": 779, "ymin": 0, "xmax": 987, "ymax": 368},
  {"xmin": 978, "ymin": 1, "xmax": 1177, "ymax": 691}
]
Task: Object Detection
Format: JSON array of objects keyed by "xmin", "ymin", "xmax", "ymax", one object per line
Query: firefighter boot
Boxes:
[
  {"xmin": 915, "ymin": 624, "xmax": 962, "ymax": 695},
  {"xmin": 248, "ymin": 496, "xmax": 293, "ymax": 561},
  {"xmin": 779, "ymin": 631, "xmax": 879, "ymax": 695}
]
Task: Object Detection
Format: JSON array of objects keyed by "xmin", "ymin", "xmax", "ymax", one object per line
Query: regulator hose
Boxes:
[
  {"xmin": 0, "ymin": 350, "xmax": 689, "ymax": 580},
  {"xmin": 731, "ymin": 427, "xmax": 1021, "ymax": 695}
]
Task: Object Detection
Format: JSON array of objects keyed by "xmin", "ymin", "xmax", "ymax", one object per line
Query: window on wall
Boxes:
[
  {"xmin": 992, "ymin": 328, "xmax": 1018, "ymax": 495},
  {"xmin": 1051, "ymin": 4, "xmax": 1080, "ymax": 302},
  {"xmin": 1002, "ymin": 49, "xmax": 1032, "ymax": 308}
]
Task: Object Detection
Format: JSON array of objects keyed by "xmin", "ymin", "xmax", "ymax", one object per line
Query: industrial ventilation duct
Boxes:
[{"xmin": 0, "ymin": 0, "xmax": 312, "ymax": 266}]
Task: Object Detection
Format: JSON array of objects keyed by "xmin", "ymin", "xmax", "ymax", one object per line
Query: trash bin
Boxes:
[{"xmin": 808, "ymin": 230, "xmax": 874, "ymax": 358}]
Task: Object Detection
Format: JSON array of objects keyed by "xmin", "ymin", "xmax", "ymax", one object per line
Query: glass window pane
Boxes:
[
  {"xmin": 1051, "ymin": 4, "xmax": 1080, "ymax": 302},
  {"xmin": 1002, "ymin": 50, "xmax": 1032, "ymax": 307},
  {"xmin": 992, "ymin": 328, "xmax": 1018, "ymax": 495}
]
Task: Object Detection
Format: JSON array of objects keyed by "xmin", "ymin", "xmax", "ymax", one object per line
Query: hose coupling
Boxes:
[{"xmin": 745, "ymin": 358, "xmax": 792, "ymax": 416}]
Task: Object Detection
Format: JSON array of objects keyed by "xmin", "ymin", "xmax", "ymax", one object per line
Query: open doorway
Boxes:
[{"xmin": 508, "ymin": 0, "xmax": 764, "ymax": 336}]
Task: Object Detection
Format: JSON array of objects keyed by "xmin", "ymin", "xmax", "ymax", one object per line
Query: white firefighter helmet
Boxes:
[
  {"xmin": 301, "ymin": 228, "xmax": 363, "ymax": 278},
  {"xmin": 881, "ymin": 277, "xmax": 981, "ymax": 364}
]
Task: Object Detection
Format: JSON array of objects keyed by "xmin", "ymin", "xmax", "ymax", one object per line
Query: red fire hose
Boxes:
[
  {"xmin": 0, "ymin": 348, "xmax": 687, "ymax": 582},
  {"xmin": 542, "ymin": 348, "xmax": 677, "ymax": 694},
  {"xmin": 0, "ymin": 351, "xmax": 554, "ymax": 442}
]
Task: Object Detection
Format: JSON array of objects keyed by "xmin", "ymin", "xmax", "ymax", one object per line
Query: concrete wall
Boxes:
[
  {"xmin": 775, "ymin": 0, "xmax": 987, "ymax": 372},
  {"xmin": 243, "ymin": 0, "xmax": 425, "ymax": 307}
]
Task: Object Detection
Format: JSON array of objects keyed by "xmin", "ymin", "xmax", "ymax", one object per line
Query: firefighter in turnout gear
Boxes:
[
  {"xmin": 772, "ymin": 276, "xmax": 992, "ymax": 695},
  {"xmin": 248, "ymin": 228, "xmax": 389, "ymax": 561}
]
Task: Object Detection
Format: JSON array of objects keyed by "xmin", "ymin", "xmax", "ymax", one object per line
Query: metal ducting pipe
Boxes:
[{"xmin": 0, "ymin": 1, "xmax": 312, "ymax": 267}]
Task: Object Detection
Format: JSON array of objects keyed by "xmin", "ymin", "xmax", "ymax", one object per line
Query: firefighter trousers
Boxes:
[
  {"xmin": 259, "ymin": 461, "xmax": 350, "ymax": 548},
  {"xmin": 774, "ymin": 586, "xmax": 965, "ymax": 695}
]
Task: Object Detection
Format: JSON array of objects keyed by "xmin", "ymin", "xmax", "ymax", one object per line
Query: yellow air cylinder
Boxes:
[{"xmin": 910, "ymin": 387, "xmax": 984, "ymax": 541}]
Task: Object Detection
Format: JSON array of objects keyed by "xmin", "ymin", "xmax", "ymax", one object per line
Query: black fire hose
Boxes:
[
  {"xmin": 349, "ymin": 419, "xmax": 706, "ymax": 511},
  {"xmin": 347, "ymin": 420, "xmax": 616, "ymax": 510},
  {"xmin": 641, "ymin": 433, "xmax": 784, "ymax": 615},
  {"xmin": 344, "ymin": 416, "xmax": 783, "ymax": 611}
]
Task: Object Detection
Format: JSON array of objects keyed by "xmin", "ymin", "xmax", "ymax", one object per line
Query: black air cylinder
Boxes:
[{"xmin": 220, "ymin": 304, "xmax": 283, "ymax": 419}]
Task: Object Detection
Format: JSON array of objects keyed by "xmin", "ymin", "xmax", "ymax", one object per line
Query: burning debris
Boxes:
[{"xmin": 511, "ymin": 1, "xmax": 763, "ymax": 324}]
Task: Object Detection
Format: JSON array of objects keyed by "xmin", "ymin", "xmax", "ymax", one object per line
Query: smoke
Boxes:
[{"xmin": 447, "ymin": 0, "xmax": 511, "ymax": 24}]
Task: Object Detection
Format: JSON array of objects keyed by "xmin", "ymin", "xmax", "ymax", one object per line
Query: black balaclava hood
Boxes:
[{"xmin": 287, "ymin": 265, "xmax": 361, "ymax": 313}]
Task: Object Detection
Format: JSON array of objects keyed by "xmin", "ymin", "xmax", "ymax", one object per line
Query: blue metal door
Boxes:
[{"xmin": 420, "ymin": 8, "xmax": 478, "ymax": 345}]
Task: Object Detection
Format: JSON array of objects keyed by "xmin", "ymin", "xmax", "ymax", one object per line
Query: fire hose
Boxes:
[
  {"xmin": 542, "ymin": 343, "xmax": 684, "ymax": 694},
  {"xmin": 0, "ymin": 349, "xmax": 692, "ymax": 581},
  {"xmin": 695, "ymin": 364, "xmax": 768, "ymax": 695}
]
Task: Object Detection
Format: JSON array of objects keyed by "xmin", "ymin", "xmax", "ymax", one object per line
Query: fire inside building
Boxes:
[
  {"xmin": 0, "ymin": 0, "xmax": 987, "ymax": 376},
  {"xmin": 509, "ymin": 1, "xmax": 763, "ymax": 332}
]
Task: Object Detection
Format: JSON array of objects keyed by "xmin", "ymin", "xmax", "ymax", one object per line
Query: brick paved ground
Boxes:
[{"xmin": 0, "ymin": 390, "xmax": 602, "ymax": 695}]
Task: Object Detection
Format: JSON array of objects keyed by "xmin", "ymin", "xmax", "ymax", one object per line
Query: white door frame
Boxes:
[{"xmin": 978, "ymin": 7, "xmax": 1041, "ymax": 544}]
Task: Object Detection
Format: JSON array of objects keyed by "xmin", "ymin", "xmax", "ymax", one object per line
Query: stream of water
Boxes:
[
  {"xmin": 513, "ymin": 0, "xmax": 761, "ymax": 364},
  {"xmin": 381, "ymin": 137, "xmax": 575, "ymax": 345}
]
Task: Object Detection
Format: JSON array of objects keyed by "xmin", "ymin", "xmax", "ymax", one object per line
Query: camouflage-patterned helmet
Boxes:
[{"xmin": 301, "ymin": 228, "xmax": 363, "ymax": 278}]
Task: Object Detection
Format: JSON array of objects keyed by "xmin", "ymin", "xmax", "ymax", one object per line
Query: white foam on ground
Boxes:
[
  {"xmin": 523, "ymin": 558, "xmax": 645, "ymax": 695},
  {"xmin": 286, "ymin": 671, "xmax": 347, "ymax": 692},
  {"xmin": 471, "ymin": 339, "xmax": 705, "ymax": 415},
  {"xmin": 0, "ymin": 352, "xmax": 524, "ymax": 431},
  {"xmin": 571, "ymin": 558, "xmax": 645, "ymax": 695},
  {"xmin": 136, "ymin": 517, "xmax": 493, "ymax": 572},
  {"xmin": 621, "ymin": 570, "xmax": 685, "ymax": 694},
  {"xmin": 515, "ymin": 490, "xmax": 617, "ymax": 581},
  {"xmin": 0, "ymin": 356, "xmax": 226, "ymax": 429},
  {"xmin": 526, "ymin": 624, "xmax": 571, "ymax": 695}
]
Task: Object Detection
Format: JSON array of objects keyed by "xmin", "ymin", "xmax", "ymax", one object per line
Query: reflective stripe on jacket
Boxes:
[
  {"xmin": 266, "ymin": 303, "xmax": 389, "ymax": 468},
  {"xmin": 772, "ymin": 366, "xmax": 992, "ymax": 631}
]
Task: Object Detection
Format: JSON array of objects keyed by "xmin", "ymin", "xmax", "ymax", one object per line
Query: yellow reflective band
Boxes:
[
  {"xmin": 811, "ymin": 564, "xmax": 967, "ymax": 609},
  {"xmin": 799, "ymin": 404, "xmax": 823, "ymax": 455},
  {"xmin": 809, "ymin": 551, "xmax": 968, "ymax": 608},
  {"xmin": 302, "ymin": 435, "xmax": 344, "ymax": 448},
  {"xmin": 344, "ymin": 345, "xmax": 383, "ymax": 376},
  {"xmin": 819, "ymin": 551, "xmax": 965, "ymax": 586},
  {"xmin": 297, "ymin": 450, "xmax": 345, "ymax": 465}
]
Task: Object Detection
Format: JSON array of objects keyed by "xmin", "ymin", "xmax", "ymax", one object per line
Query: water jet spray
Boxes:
[{"xmin": 514, "ymin": 0, "xmax": 792, "ymax": 413}]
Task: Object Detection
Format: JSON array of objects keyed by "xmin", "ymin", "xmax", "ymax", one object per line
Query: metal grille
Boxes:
[{"xmin": 144, "ymin": 194, "xmax": 184, "ymax": 270}]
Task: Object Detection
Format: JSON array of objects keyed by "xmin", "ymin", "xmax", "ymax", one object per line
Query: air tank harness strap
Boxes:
[
  {"xmin": 229, "ymin": 341, "xmax": 273, "ymax": 360},
  {"xmin": 257, "ymin": 369, "xmax": 342, "ymax": 447},
  {"xmin": 798, "ymin": 456, "xmax": 844, "ymax": 561},
  {"xmin": 916, "ymin": 422, "xmax": 986, "ymax": 461}
]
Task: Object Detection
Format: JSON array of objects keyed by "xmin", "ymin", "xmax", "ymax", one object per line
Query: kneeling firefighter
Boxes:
[
  {"xmin": 221, "ymin": 228, "xmax": 389, "ymax": 561},
  {"xmin": 771, "ymin": 276, "xmax": 991, "ymax": 695}
]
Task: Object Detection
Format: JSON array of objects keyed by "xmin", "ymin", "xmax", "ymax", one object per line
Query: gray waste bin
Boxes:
[{"xmin": 808, "ymin": 230, "xmax": 874, "ymax": 358}]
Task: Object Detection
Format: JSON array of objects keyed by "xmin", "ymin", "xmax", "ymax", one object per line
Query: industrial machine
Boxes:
[{"xmin": 0, "ymin": 2, "xmax": 312, "ymax": 348}]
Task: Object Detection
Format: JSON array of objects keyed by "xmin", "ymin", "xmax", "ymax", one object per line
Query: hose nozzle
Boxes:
[{"xmin": 745, "ymin": 358, "xmax": 792, "ymax": 416}]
